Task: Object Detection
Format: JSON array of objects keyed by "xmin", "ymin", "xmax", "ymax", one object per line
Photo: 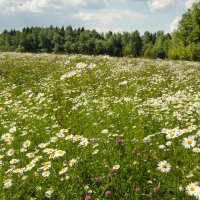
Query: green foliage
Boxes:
[
  {"xmin": 169, "ymin": 1, "xmax": 200, "ymax": 61},
  {"xmin": 0, "ymin": 27, "xmax": 168, "ymax": 59}
]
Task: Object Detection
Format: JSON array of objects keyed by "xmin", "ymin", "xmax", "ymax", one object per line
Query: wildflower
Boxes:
[
  {"xmin": 60, "ymin": 74, "xmax": 67, "ymax": 80},
  {"xmin": 84, "ymin": 185, "xmax": 89, "ymax": 191},
  {"xmin": 21, "ymin": 175, "xmax": 27, "ymax": 180},
  {"xmin": 157, "ymin": 160, "xmax": 171, "ymax": 173},
  {"xmin": 158, "ymin": 145, "xmax": 166, "ymax": 149},
  {"xmin": 3, "ymin": 179, "xmax": 12, "ymax": 188},
  {"xmin": 194, "ymin": 187, "xmax": 200, "ymax": 199},
  {"xmin": 41, "ymin": 162, "xmax": 51, "ymax": 171},
  {"xmin": 43, "ymin": 148, "xmax": 55, "ymax": 154},
  {"xmin": 31, "ymin": 156, "xmax": 42, "ymax": 163},
  {"xmin": 95, "ymin": 176, "xmax": 102, "ymax": 183},
  {"xmin": 9, "ymin": 127, "xmax": 16, "ymax": 133},
  {"xmin": 85, "ymin": 195, "xmax": 92, "ymax": 200},
  {"xmin": 65, "ymin": 134, "xmax": 74, "ymax": 140},
  {"xmin": 42, "ymin": 171, "xmax": 50, "ymax": 177},
  {"xmin": 50, "ymin": 137, "xmax": 58, "ymax": 142},
  {"xmin": 73, "ymin": 135, "xmax": 83, "ymax": 142},
  {"xmin": 179, "ymin": 186, "xmax": 184, "ymax": 191},
  {"xmin": 26, "ymin": 153, "xmax": 35, "ymax": 158},
  {"xmin": 56, "ymin": 132, "xmax": 65, "ymax": 138},
  {"xmin": 49, "ymin": 154, "xmax": 55, "ymax": 159},
  {"xmin": 6, "ymin": 149, "xmax": 14, "ymax": 156},
  {"xmin": 186, "ymin": 182, "xmax": 199, "ymax": 196},
  {"xmin": 116, "ymin": 140, "xmax": 123, "ymax": 145},
  {"xmin": 93, "ymin": 143, "xmax": 99, "ymax": 148},
  {"xmin": 59, "ymin": 167, "xmax": 68, "ymax": 175},
  {"xmin": 25, "ymin": 163, "xmax": 36, "ymax": 171},
  {"xmin": 182, "ymin": 137, "xmax": 196, "ymax": 149},
  {"xmin": 38, "ymin": 143, "xmax": 48, "ymax": 148},
  {"xmin": 69, "ymin": 159, "xmax": 77, "ymax": 167},
  {"xmin": 20, "ymin": 148, "xmax": 27, "ymax": 152},
  {"xmin": 92, "ymin": 149, "xmax": 99, "ymax": 155},
  {"xmin": 135, "ymin": 187, "xmax": 141, "ymax": 193},
  {"xmin": 61, "ymin": 174, "xmax": 70, "ymax": 181},
  {"xmin": 60, "ymin": 128, "xmax": 69, "ymax": 133},
  {"xmin": 1, "ymin": 133, "xmax": 14, "ymax": 143},
  {"xmin": 54, "ymin": 150, "xmax": 66, "ymax": 157},
  {"xmin": 79, "ymin": 138, "xmax": 89, "ymax": 146},
  {"xmin": 112, "ymin": 164, "xmax": 120, "ymax": 170},
  {"xmin": 13, "ymin": 168, "xmax": 24, "ymax": 174},
  {"xmin": 101, "ymin": 129, "xmax": 109, "ymax": 134},
  {"xmin": 161, "ymin": 128, "xmax": 168, "ymax": 134},
  {"xmin": 166, "ymin": 131, "xmax": 177, "ymax": 139},
  {"xmin": 10, "ymin": 159, "xmax": 19, "ymax": 164},
  {"xmin": 36, "ymin": 186, "xmax": 42, "ymax": 191},
  {"xmin": 105, "ymin": 190, "xmax": 112, "ymax": 197},
  {"xmin": 23, "ymin": 140, "xmax": 31, "ymax": 148},
  {"xmin": 153, "ymin": 186, "xmax": 160, "ymax": 194},
  {"xmin": 45, "ymin": 190, "xmax": 54, "ymax": 198},
  {"xmin": 166, "ymin": 141, "xmax": 172, "ymax": 146},
  {"xmin": 142, "ymin": 137, "xmax": 151, "ymax": 143},
  {"xmin": 192, "ymin": 148, "xmax": 200, "ymax": 153}
]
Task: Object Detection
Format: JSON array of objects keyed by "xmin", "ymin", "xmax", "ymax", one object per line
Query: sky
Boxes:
[{"xmin": 0, "ymin": 0, "xmax": 198, "ymax": 34}]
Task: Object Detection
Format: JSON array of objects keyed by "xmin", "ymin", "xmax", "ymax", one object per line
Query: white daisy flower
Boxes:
[
  {"xmin": 41, "ymin": 162, "xmax": 51, "ymax": 171},
  {"xmin": 157, "ymin": 160, "xmax": 171, "ymax": 173},
  {"xmin": 23, "ymin": 140, "xmax": 31, "ymax": 148},
  {"xmin": 59, "ymin": 167, "xmax": 68, "ymax": 175},
  {"xmin": 69, "ymin": 159, "xmax": 77, "ymax": 167},
  {"xmin": 45, "ymin": 189, "xmax": 54, "ymax": 198},
  {"xmin": 112, "ymin": 164, "xmax": 120, "ymax": 170},
  {"xmin": 10, "ymin": 159, "xmax": 19, "ymax": 164},
  {"xmin": 6, "ymin": 149, "xmax": 14, "ymax": 156},
  {"xmin": 166, "ymin": 131, "xmax": 178, "ymax": 139},
  {"xmin": 101, "ymin": 129, "xmax": 109, "ymax": 134},
  {"xmin": 3, "ymin": 179, "xmax": 12, "ymax": 188},
  {"xmin": 186, "ymin": 182, "xmax": 199, "ymax": 196},
  {"xmin": 79, "ymin": 138, "xmax": 89, "ymax": 147},
  {"xmin": 182, "ymin": 137, "xmax": 196, "ymax": 149},
  {"xmin": 42, "ymin": 171, "xmax": 50, "ymax": 177},
  {"xmin": 54, "ymin": 150, "xmax": 66, "ymax": 157}
]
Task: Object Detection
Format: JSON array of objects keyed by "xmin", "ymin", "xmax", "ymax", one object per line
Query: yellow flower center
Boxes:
[
  {"xmin": 190, "ymin": 187, "xmax": 195, "ymax": 191},
  {"xmin": 169, "ymin": 133, "xmax": 174, "ymax": 137},
  {"xmin": 186, "ymin": 140, "xmax": 192, "ymax": 145},
  {"xmin": 162, "ymin": 164, "xmax": 167, "ymax": 169}
]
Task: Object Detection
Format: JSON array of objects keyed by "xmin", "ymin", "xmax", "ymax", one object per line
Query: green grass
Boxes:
[{"xmin": 0, "ymin": 53, "xmax": 199, "ymax": 199}]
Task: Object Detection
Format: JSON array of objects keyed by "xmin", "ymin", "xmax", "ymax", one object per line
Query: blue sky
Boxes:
[{"xmin": 0, "ymin": 0, "xmax": 198, "ymax": 34}]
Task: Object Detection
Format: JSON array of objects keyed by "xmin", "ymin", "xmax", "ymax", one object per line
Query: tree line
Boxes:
[{"xmin": 0, "ymin": 1, "xmax": 199, "ymax": 61}]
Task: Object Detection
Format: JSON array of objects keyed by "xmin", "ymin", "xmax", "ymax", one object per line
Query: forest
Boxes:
[{"xmin": 0, "ymin": 1, "xmax": 199, "ymax": 61}]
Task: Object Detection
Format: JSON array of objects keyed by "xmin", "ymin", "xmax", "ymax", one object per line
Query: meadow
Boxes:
[{"xmin": 0, "ymin": 53, "xmax": 199, "ymax": 200}]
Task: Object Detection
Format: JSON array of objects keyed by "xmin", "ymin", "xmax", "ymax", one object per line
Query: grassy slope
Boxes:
[{"xmin": 0, "ymin": 53, "xmax": 199, "ymax": 199}]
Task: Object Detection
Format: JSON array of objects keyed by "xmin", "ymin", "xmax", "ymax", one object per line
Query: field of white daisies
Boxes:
[{"xmin": 0, "ymin": 53, "xmax": 199, "ymax": 200}]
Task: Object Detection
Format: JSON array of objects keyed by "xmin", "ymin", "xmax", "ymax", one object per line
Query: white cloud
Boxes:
[
  {"xmin": 184, "ymin": 0, "xmax": 197, "ymax": 9},
  {"xmin": 118, "ymin": 0, "xmax": 177, "ymax": 12},
  {"xmin": 117, "ymin": 0, "xmax": 148, "ymax": 2},
  {"xmin": 3, "ymin": 0, "xmax": 106, "ymax": 13},
  {"xmin": 0, "ymin": 0, "xmax": 7, "ymax": 4},
  {"xmin": 0, "ymin": 0, "xmax": 189, "ymax": 34},
  {"xmin": 148, "ymin": 0, "xmax": 174, "ymax": 11},
  {"xmin": 169, "ymin": 16, "xmax": 181, "ymax": 32},
  {"xmin": 66, "ymin": 0, "xmax": 106, "ymax": 9},
  {"xmin": 76, "ymin": 9, "xmax": 146, "ymax": 22},
  {"xmin": 74, "ymin": 9, "xmax": 146, "ymax": 32}
]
